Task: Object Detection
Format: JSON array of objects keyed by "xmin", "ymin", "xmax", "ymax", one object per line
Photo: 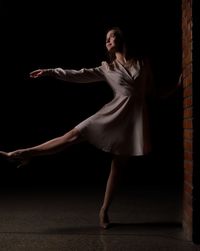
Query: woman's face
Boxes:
[{"xmin": 106, "ymin": 30, "xmax": 117, "ymax": 52}]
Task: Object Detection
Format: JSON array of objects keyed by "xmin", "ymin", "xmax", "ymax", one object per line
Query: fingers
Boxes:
[
  {"xmin": 177, "ymin": 73, "xmax": 182, "ymax": 87},
  {"xmin": 29, "ymin": 69, "xmax": 44, "ymax": 78},
  {"xmin": 16, "ymin": 159, "xmax": 29, "ymax": 168},
  {"xmin": 9, "ymin": 153, "xmax": 29, "ymax": 168},
  {"xmin": 0, "ymin": 150, "xmax": 29, "ymax": 168},
  {"xmin": 0, "ymin": 151, "xmax": 18, "ymax": 163},
  {"xmin": 17, "ymin": 163, "xmax": 24, "ymax": 168}
]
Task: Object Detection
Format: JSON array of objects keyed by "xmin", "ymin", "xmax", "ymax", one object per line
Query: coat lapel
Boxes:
[{"xmin": 115, "ymin": 60, "xmax": 140, "ymax": 80}]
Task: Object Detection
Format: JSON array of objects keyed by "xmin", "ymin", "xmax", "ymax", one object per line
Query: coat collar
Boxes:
[{"xmin": 115, "ymin": 60, "xmax": 140, "ymax": 80}]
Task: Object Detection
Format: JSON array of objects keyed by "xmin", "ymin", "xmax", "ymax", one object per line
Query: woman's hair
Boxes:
[
  {"xmin": 106, "ymin": 26, "xmax": 145, "ymax": 63},
  {"xmin": 106, "ymin": 27, "xmax": 126, "ymax": 62}
]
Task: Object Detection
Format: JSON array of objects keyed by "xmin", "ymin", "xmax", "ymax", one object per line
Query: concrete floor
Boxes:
[{"xmin": 0, "ymin": 184, "xmax": 199, "ymax": 251}]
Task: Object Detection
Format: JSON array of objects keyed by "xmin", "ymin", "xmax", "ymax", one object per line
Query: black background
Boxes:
[{"xmin": 0, "ymin": 0, "xmax": 182, "ymax": 189}]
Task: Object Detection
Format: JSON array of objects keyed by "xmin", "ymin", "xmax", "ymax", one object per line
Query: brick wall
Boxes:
[{"xmin": 182, "ymin": 0, "xmax": 193, "ymax": 241}]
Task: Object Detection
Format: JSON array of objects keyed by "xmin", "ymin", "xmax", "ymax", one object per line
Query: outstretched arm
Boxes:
[
  {"xmin": 30, "ymin": 65, "xmax": 106, "ymax": 83},
  {"xmin": 30, "ymin": 69, "xmax": 47, "ymax": 78}
]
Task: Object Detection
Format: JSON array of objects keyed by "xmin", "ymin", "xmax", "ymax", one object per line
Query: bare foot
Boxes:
[
  {"xmin": 0, "ymin": 151, "xmax": 9, "ymax": 159},
  {"xmin": 99, "ymin": 208, "xmax": 110, "ymax": 229}
]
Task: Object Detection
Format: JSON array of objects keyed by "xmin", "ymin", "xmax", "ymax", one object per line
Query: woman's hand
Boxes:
[
  {"xmin": 177, "ymin": 73, "xmax": 182, "ymax": 88},
  {"xmin": 0, "ymin": 150, "xmax": 30, "ymax": 168},
  {"xmin": 29, "ymin": 69, "xmax": 47, "ymax": 78}
]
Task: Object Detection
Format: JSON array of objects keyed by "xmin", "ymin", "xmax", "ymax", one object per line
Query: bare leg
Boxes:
[
  {"xmin": 99, "ymin": 155, "xmax": 129, "ymax": 229},
  {"xmin": 0, "ymin": 128, "xmax": 82, "ymax": 167}
]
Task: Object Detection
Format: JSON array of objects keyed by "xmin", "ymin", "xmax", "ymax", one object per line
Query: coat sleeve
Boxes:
[{"xmin": 47, "ymin": 65, "xmax": 106, "ymax": 83}]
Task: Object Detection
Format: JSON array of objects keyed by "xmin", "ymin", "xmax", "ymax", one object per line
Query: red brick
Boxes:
[
  {"xmin": 183, "ymin": 129, "xmax": 193, "ymax": 140},
  {"xmin": 183, "ymin": 96, "xmax": 192, "ymax": 107},
  {"xmin": 187, "ymin": 0, "xmax": 192, "ymax": 9},
  {"xmin": 183, "ymin": 107, "xmax": 192, "ymax": 118},
  {"xmin": 184, "ymin": 160, "xmax": 193, "ymax": 172},
  {"xmin": 187, "ymin": 7, "xmax": 192, "ymax": 20},
  {"xmin": 184, "ymin": 129, "xmax": 193, "ymax": 139},
  {"xmin": 183, "ymin": 118, "xmax": 193, "ymax": 129},
  {"xmin": 182, "ymin": 0, "xmax": 186, "ymax": 10},
  {"xmin": 183, "ymin": 76, "xmax": 192, "ymax": 88},
  {"xmin": 182, "ymin": 0, "xmax": 193, "ymax": 240},
  {"xmin": 183, "ymin": 75, "xmax": 192, "ymax": 88},
  {"xmin": 184, "ymin": 151, "xmax": 193, "ymax": 161},
  {"xmin": 182, "ymin": 64, "xmax": 192, "ymax": 79},
  {"xmin": 184, "ymin": 181, "xmax": 193, "ymax": 194},
  {"xmin": 183, "ymin": 211, "xmax": 191, "ymax": 224},
  {"xmin": 184, "ymin": 139, "xmax": 193, "ymax": 151},
  {"xmin": 185, "ymin": 202, "xmax": 193, "ymax": 218},
  {"xmin": 184, "ymin": 85, "xmax": 192, "ymax": 97},
  {"xmin": 184, "ymin": 189, "xmax": 193, "ymax": 206},
  {"xmin": 184, "ymin": 171, "xmax": 193, "ymax": 184},
  {"xmin": 185, "ymin": 52, "xmax": 192, "ymax": 65},
  {"xmin": 187, "ymin": 74, "xmax": 192, "ymax": 86}
]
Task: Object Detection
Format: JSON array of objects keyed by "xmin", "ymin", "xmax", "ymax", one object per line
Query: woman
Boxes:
[{"xmin": 0, "ymin": 27, "xmax": 154, "ymax": 229}]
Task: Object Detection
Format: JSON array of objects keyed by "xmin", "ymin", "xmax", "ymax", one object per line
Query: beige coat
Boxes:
[{"xmin": 50, "ymin": 59, "xmax": 153, "ymax": 156}]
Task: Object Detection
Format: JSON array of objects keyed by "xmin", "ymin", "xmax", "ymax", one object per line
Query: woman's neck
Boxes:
[{"xmin": 115, "ymin": 52, "xmax": 127, "ymax": 65}]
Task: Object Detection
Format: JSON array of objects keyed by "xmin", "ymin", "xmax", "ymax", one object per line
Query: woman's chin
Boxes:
[{"xmin": 107, "ymin": 46, "xmax": 116, "ymax": 53}]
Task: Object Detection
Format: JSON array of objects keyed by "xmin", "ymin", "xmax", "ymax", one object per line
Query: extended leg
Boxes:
[
  {"xmin": 0, "ymin": 128, "xmax": 82, "ymax": 166},
  {"xmin": 99, "ymin": 155, "xmax": 129, "ymax": 229}
]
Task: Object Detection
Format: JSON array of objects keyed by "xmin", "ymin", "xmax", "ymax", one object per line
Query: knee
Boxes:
[
  {"xmin": 62, "ymin": 128, "xmax": 81, "ymax": 142},
  {"xmin": 71, "ymin": 128, "xmax": 81, "ymax": 138}
]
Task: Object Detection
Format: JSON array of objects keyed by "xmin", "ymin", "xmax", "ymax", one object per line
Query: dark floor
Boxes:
[{"xmin": 0, "ymin": 183, "xmax": 199, "ymax": 251}]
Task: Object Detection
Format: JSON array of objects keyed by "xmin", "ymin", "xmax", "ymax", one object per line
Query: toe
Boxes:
[{"xmin": 0, "ymin": 151, "xmax": 9, "ymax": 158}]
